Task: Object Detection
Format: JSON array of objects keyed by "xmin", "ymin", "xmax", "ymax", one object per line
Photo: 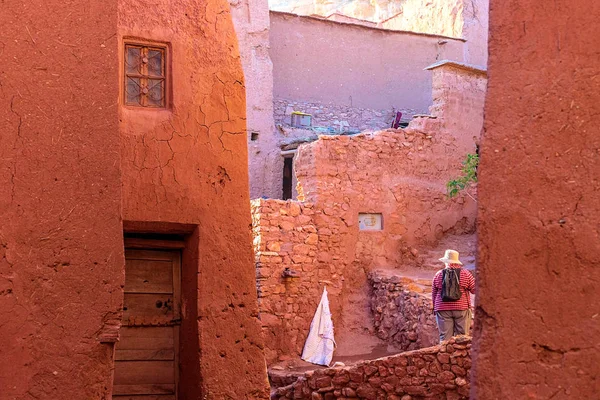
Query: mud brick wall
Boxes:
[
  {"xmin": 370, "ymin": 272, "xmax": 439, "ymax": 351},
  {"xmin": 252, "ymin": 129, "xmax": 477, "ymax": 362},
  {"xmin": 473, "ymin": 0, "xmax": 600, "ymax": 397},
  {"xmin": 272, "ymin": 337, "xmax": 472, "ymax": 400},
  {"xmin": 295, "ymin": 129, "xmax": 477, "ymax": 268},
  {"xmin": 251, "ymin": 199, "xmax": 347, "ymax": 363}
]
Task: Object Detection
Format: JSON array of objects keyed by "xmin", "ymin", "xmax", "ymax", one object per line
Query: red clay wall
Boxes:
[
  {"xmin": 252, "ymin": 130, "xmax": 475, "ymax": 362},
  {"xmin": 0, "ymin": 0, "xmax": 124, "ymax": 398},
  {"xmin": 473, "ymin": 0, "xmax": 600, "ymax": 397},
  {"xmin": 118, "ymin": 0, "xmax": 269, "ymax": 398}
]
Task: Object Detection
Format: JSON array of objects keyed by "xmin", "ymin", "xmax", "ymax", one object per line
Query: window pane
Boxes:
[
  {"xmin": 126, "ymin": 77, "xmax": 141, "ymax": 105},
  {"xmin": 147, "ymin": 79, "xmax": 165, "ymax": 107},
  {"xmin": 147, "ymin": 49, "xmax": 164, "ymax": 77},
  {"xmin": 125, "ymin": 46, "xmax": 142, "ymax": 74}
]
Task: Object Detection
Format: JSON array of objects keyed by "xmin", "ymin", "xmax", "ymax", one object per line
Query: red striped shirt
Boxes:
[{"xmin": 431, "ymin": 265, "xmax": 475, "ymax": 311}]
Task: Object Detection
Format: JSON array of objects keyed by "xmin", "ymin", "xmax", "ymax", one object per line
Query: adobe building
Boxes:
[
  {"xmin": 251, "ymin": 60, "xmax": 486, "ymax": 365},
  {"xmin": 473, "ymin": 0, "xmax": 600, "ymax": 397},
  {"xmin": 0, "ymin": 0, "xmax": 269, "ymax": 399},
  {"xmin": 233, "ymin": 0, "xmax": 489, "ymax": 200}
]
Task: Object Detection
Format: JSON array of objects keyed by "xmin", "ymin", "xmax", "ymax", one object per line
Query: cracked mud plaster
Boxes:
[
  {"xmin": 472, "ymin": 0, "xmax": 600, "ymax": 398},
  {"xmin": 118, "ymin": 0, "xmax": 269, "ymax": 398},
  {"xmin": 0, "ymin": 0, "xmax": 125, "ymax": 398}
]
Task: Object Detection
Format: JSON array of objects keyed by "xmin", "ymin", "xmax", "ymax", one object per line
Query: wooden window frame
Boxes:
[{"xmin": 123, "ymin": 39, "xmax": 170, "ymax": 109}]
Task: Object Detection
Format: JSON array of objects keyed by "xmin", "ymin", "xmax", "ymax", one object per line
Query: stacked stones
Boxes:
[
  {"xmin": 271, "ymin": 337, "xmax": 472, "ymax": 399},
  {"xmin": 251, "ymin": 128, "xmax": 477, "ymax": 364},
  {"xmin": 295, "ymin": 129, "xmax": 460, "ymax": 268},
  {"xmin": 369, "ymin": 271, "xmax": 439, "ymax": 351},
  {"xmin": 274, "ymin": 99, "xmax": 418, "ymax": 133},
  {"xmin": 251, "ymin": 198, "xmax": 345, "ymax": 363}
]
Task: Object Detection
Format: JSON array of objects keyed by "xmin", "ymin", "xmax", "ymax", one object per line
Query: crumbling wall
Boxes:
[
  {"xmin": 0, "ymin": 1, "xmax": 124, "ymax": 398},
  {"xmin": 473, "ymin": 0, "xmax": 600, "ymax": 397},
  {"xmin": 272, "ymin": 337, "xmax": 472, "ymax": 399},
  {"xmin": 427, "ymin": 61, "xmax": 488, "ymax": 142},
  {"xmin": 253, "ymin": 129, "xmax": 474, "ymax": 361},
  {"xmin": 370, "ymin": 272, "xmax": 439, "ymax": 351},
  {"xmin": 230, "ymin": 0, "xmax": 281, "ymax": 199},
  {"xmin": 118, "ymin": 0, "xmax": 269, "ymax": 398},
  {"xmin": 252, "ymin": 63, "xmax": 485, "ymax": 362},
  {"xmin": 295, "ymin": 129, "xmax": 476, "ymax": 264}
]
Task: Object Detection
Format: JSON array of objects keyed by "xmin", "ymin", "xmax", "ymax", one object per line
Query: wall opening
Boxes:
[
  {"xmin": 251, "ymin": 132, "xmax": 259, "ymax": 141},
  {"xmin": 118, "ymin": 224, "xmax": 202, "ymax": 399},
  {"xmin": 282, "ymin": 156, "xmax": 294, "ymax": 200}
]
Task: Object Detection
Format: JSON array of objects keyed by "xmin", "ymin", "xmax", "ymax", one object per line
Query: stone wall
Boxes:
[
  {"xmin": 251, "ymin": 199, "xmax": 346, "ymax": 362},
  {"xmin": 272, "ymin": 337, "xmax": 472, "ymax": 399},
  {"xmin": 295, "ymin": 129, "xmax": 477, "ymax": 265},
  {"xmin": 370, "ymin": 272, "xmax": 439, "ymax": 351},
  {"xmin": 252, "ymin": 129, "xmax": 475, "ymax": 362},
  {"xmin": 252, "ymin": 63, "xmax": 485, "ymax": 362},
  {"xmin": 274, "ymin": 99, "xmax": 417, "ymax": 133}
]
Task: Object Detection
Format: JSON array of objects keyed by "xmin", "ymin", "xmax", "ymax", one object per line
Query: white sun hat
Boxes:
[{"xmin": 439, "ymin": 249, "xmax": 463, "ymax": 265}]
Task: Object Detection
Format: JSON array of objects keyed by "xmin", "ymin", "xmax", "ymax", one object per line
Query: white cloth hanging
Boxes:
[{"xmin": 301, "ymin": 286, "xmax": 336, "ymax": 366}]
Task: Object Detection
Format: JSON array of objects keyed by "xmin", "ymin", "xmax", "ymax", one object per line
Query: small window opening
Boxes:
[
  {"xmin": 124, "ymin": 42, "xmax": 167, "ymax": 108},
  {"xmin": 251, "ymin": 132, "xmax": 259, "ymax": 141},
  {"xmin": 282, "ymin": 157, "xmax": 294, "ymax": 200},
  {"xmin": 291, "ymin": 112, "xmax": 312, "ymax": 128},
  {"xmin": 358, "ymin": 213, "xmax": 383, "ymax": 231}
]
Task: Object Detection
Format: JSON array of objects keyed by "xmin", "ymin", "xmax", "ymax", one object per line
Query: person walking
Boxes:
[{"xmin": 431, "ymin": 249, "xmax": 475, "ymax": 342}]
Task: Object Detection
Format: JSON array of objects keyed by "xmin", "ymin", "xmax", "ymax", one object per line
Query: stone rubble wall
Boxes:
[
  {"xmin": 295, "ymin": 129, "xmax": 477, "ymax": 263},
  {"xmin": 252, "ymin": 129, "xmax": 475, "ymax": 362},
  {"xmin": 370, "ymin": 272, "xmax": 439, "ymax": 351},
  {"xmin": 274, "ymin": 99, "xmax": 418, "ymax": 134},
  {"xmin": 271, "ymin": 337, "xmax": 472, "ymax": 400},
  {"xmin": 251, "ymin": 65, "xmax": 485, "ymax": 362},
  {"xmin": 251, "ymin": 199, "xmax": 347, "ymax": 363}
]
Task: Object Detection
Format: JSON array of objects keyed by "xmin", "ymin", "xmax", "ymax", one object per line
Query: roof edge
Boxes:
[
  {"xmin": 269, "ymin": 10, "xmax": 467, "ymax": 42},
  {"xmin": 424, "ymin": 60, "xmax": 487, "ymax": 76}
]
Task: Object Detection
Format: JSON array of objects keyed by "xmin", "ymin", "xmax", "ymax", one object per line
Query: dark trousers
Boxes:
[{"xmin": 435, "ymin": 309, "xmax": 471, "ymax": 342}]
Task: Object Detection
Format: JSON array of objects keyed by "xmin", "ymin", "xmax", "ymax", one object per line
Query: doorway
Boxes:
[
  {"xmin": 283, "ymin": 156, "xmax": 294, "ymax": 200},
  {"xmin": 113, "ymin": 248, "xmax": 181, "ymax": 399}
]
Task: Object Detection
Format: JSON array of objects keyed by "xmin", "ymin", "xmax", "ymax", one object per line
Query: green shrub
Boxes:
[{"xmin": 447, "ymin": 153, "xmax": 479, "ymax": 198}]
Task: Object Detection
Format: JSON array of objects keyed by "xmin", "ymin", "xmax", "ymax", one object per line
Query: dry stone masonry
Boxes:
[
  {"xmin": 251, "ymin": 199, "xmax": 346, "ymax": 363},
  {"xmin": 370, "ymin": 271, "xmax": 438, "ymax": 351},
  {"xmin": 274, "ymin": 99, "xmax": 417, "ymax": 133},
  {"xmin": 251, "ymin": 63, "xmax": 486, "ymax": 364},
  {"xmin": 271, "ymin": 337, "xmax": 472, "ymax": 400}
]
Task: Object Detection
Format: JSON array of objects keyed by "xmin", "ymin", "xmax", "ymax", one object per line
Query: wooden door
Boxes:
[{"xmin": 113, "ymin": 249, "xmax": 181, "ymax": 400}]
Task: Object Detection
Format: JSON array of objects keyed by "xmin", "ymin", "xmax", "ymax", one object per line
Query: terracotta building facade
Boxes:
[
  {"xmin": 0, "ymin": 0, "xmax": 269, "ymax": 399},
  {"xmin": 473, "ymin": 0, "xmax": 600, "ymax": 397}
]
